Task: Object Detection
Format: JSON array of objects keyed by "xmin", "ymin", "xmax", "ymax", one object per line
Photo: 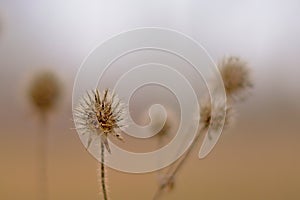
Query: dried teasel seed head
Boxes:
[
  {"xmin": 200, "ymin": 97, "xmax": 233, "ymax": 132},
  {"xmin": 219, "ymin": 56, "xmax": 253, "ymax": 100},
  {"xmin": 74, "ymin": 89, "xmax": 125, "ymax": 153},
  {"xmin": 28, "ymin": 71, "xmax": 61, "ymax": 114}
]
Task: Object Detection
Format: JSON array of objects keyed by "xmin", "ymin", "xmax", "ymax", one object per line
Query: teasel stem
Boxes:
[
  {"xmin": 98, "ymin": 142, "xmax": 108, "ymax": 200},
  {"xmin": 153, "ymin": 127, "xmax": 207, "ymax": 200},
  {"xmin": 37, "ymin": 112, "xmax": 48, "ymax": 200}
]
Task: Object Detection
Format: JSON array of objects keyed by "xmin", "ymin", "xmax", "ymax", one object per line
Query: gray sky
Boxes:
[{"xmin": 0, "ymin": 0, "xmax": 300, "ymax": 128}]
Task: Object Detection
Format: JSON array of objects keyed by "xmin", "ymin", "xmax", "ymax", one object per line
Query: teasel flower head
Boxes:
[
  {"xmin": 200, "ymin": 97, "xmax": 234, "ymax": 133},
  {"xmin": 219, "ymin": 56, "xmax": 253, "ymax": 101},
  {"xmin": 28, "ymin": 71, "xmax": 61, "ymax": 115},
  {"xmin": 74, "ymin": 89, "xmax": 125, "ymax": 153}
]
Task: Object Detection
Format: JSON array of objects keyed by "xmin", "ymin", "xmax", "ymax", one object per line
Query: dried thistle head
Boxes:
[
  {"xmin": 74, "ymin": 89, "xmax": 124, "ymax": 153},
  {"xmin": 219, "ymin": 56, "xmax": 253, "ymax": 99},
  {"xmin": 200, "ymin": 97, "xmax": 233, "ymax": 132},
  {"xmin": 28, "ymin": 71, "xmax": 61, "ymax": 114}
]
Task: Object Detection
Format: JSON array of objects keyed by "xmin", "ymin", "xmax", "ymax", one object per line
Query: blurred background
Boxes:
[{"xmin": 0, "ymin": 0, "xmax": 300, "ymax": 199}]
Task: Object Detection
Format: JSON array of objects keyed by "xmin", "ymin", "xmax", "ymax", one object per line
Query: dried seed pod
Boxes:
[
  {"xmin": 219, "ymin": 56, "xmax": 253, "ymax": 100},
  {"xmin": 74, "ymin": 89, "xmax": 125, "ymax": 153},
  {"xmin": 28, "ymin": 71, "xmax": 61, "ymax": 114}
]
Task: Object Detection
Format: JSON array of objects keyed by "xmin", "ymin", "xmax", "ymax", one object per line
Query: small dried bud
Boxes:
[
  {"xmin": 159, "ymin": 175, "xmax": 175, "ymax": 191},
  {"xmin": 74, "ymin": 89, "xmax": 124, "ymax": 153}
]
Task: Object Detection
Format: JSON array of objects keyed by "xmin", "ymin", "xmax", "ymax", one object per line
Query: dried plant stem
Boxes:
[
  {"xmin": 156, "ymin": 136, "xmax": 164, "ymax": 178},
  {"xmin": 37, "ymin": 113, "xmax": 48, "ymax": 200},
  {"xmin": 170, "ymin": 127, "xmax": 206, "ymax": 177},
  {"xmin": 98, "ymin": 142, "xmax": 108, "ymax": 200},
  {"xmin": 153, "ymin": 127, "xmax": 206, "ymax": 200}
]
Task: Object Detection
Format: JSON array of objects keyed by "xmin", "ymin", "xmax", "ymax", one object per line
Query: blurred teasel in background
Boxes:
[
  {"xmin": 27, "ymin": 70, "xmax": 62, "ymax": 200},
  {"xmin": 219, "ymin": 56, "xmax": 253, "ymax": 102},
  {"xmin": 28, "ymin": 71, "xmax": 61, "ymax": 117},
  {"xmin": 153, "ymin": 56, "xmax": 253, "ymax": 200}
]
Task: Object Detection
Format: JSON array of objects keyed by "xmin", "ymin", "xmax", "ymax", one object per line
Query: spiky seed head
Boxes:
[
  {"xmin": 28, "ymin": 71, "xmax": 61, "ymax": 114},
  {"xmin": 219, "ymin": 56, "xmax": 253, "ymax": 99},
  {"xmin": 200, "ymin": 97, "xmax": 233, "ymax": 132},
  {"xmin": 74, "ymin": 89, "xmax": 124, "ymax": 153}
]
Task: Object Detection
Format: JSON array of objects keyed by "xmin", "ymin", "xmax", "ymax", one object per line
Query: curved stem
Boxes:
[{"xmin": 153, "ymin": 127, "xmax": 207, "ymax": 200}]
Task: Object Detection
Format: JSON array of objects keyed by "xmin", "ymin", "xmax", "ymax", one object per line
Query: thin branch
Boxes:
[
  {"xmin": 99, "ymin": 142, "xmax": 108, "ymax": 200},
  {"xmin": 37, "ymin": 112, "xmax": 48, "ymax": 200},
  {"xmin": 153, "ymin": 127, "xmax": 207, "ymax": 200}
]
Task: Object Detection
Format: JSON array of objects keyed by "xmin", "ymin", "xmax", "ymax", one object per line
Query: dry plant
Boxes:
[
  {"xmin": 153, "ymin": 56, "xmax": 253, "ymax": 199},
  {"xmin": 28, "ymin": 71, "xmax": 61, "ymax": 200},
  {"xmin": 155, "ymin": 119, "xmax": 172, "ymax": 182},
  {"xmin": 219, "ymin": 56, "xmax": 253, "ymax": 102},
  {"xmin": 74, "ymin": 89, "xmax": 125, "ymax": 200}
]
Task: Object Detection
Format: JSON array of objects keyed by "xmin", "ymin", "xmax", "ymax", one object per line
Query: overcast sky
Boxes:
[{"xmin": 0, "ymin": 0, "xmax": 299, "ymax": 127}]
